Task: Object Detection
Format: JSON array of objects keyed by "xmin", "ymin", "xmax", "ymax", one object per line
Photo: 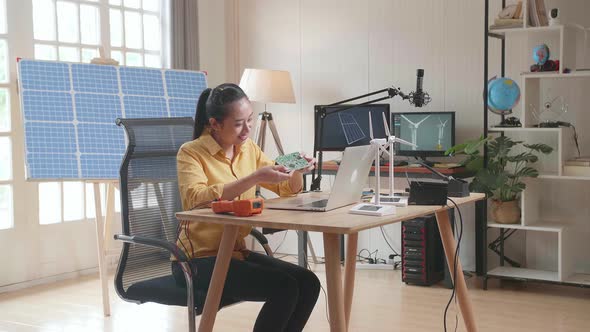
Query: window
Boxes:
[
  {"xmin": 31, "ymin": 0, "xmax": 166, "ymax": 225},
  {"xmin": 109, "ymin": 0, "xmax": 163, "ymax": 68},
  {"xmin": 32, "ymin": 0, "xmax": 100, "ymax": 62},
  {"xmin": 0, "ymin": 0, "xmax": 12, "ymax": 229}
]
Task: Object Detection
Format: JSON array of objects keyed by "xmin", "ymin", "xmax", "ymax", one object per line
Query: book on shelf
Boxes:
[
  {"xmin": 528, "ymin": 0, "xmax": 548, "ymax": 27},
  {"xmin": 490, "ymin": 18, "xmax": 524, "ymax": 30},
  {"xmin": 514, "ymin": 1, "xmax": 523, "ymax": 19},
  {"xmin": 565, "ymin": 156, "xmax": 590, "ymax": 167},
  {"xmin": 563, "ymin": 165, "xmax": 590, "ymax": 176}
]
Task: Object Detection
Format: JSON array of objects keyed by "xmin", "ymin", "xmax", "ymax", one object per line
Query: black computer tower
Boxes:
[{"xmin": 401, "ymin": 213, "xmax": 449, "ymax": 286}]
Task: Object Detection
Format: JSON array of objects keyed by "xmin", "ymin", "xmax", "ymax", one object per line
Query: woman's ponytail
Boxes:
[{"xmin": 193, "ymin": 88, "xmax": 212, "ymax": 140}]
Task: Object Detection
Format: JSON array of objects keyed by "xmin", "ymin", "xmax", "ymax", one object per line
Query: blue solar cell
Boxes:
[
  {"xmin": 18, "ymin": 60, "xmax": 207, "ymax": 180},
  {"xmin": 78, "ymin": 123, "xmax": 126, "ymax": 154},
  {"xmin": 28, "ymin": 153, "xmax": 79, "ymax": 179},
  {"xmin": 22, "ymin": 91, "xmax": 74, "ymax": 122},
  {"xmin": 25, "ymin": 122, "xmax": 77, "ymax": 153},
  {"xmin": 124, "ymin": 96, "xmax": 168, "ymax": 118},
  {"xmin": 19, "ymin": 60, "xmax": 70, "ymax": 91},
  {"xmin": 72, "ymin": 64, "xmax": 119, "ymax": 94},
  {"xmin": 75, "ymin": 93, "xmax": 122, "ymax": 124},
  {"xmin": 80, "ymin": 154, "xmax": 121, "ymax": 179},
  {"xmin": 169, "ymin": 98, "xmax": 197, "ymax": 118},
  {"xmin": 120, "ymin": 67, "xmax": 165, "ymax": 96},
  {"xmin": 165, "ymin": 71, "xmax": 207, "ymax": 99}
]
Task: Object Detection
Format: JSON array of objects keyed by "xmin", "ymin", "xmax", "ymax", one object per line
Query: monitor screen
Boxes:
[
  {"xmin": 393, "ymin": 112, "xmax": 455, "ymax": 157},
  {"xmin": 314, "ymin": 104, "xmax": 390, "ymax": 151}
]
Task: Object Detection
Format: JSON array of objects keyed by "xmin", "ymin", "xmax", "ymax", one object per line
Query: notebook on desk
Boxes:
[{"xmin": 265, "ymin": 145, "xmax": 375, "ymax": 212}]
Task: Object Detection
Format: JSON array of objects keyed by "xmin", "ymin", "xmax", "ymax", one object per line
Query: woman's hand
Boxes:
[
  {"xmin": 293, "ymin": 153, "xmax": 316, "ymax": 175},
  {"xmin": 254, "ymin": 165, "xmax": 293, "ymax": 183}
]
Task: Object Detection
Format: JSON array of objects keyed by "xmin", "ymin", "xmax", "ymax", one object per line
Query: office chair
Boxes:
[{"xmin": 113, "ymin": 117, "xmax": 273, "ymax": 331}]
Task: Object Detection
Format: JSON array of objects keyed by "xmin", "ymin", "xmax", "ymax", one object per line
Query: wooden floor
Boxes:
[{"xmin": 1, "ymin": 259, "xmax": 589, "ymax": 332}]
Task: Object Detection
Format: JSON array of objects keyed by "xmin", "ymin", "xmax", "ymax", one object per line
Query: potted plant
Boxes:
[{"xmin": 446, "ymin": 135, "xmax": 553, "ymax": 224}]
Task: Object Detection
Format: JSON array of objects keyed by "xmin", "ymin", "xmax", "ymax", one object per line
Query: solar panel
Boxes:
[
  {"xmin": 17, "ymin": 59, "xmax": 207, "ymax": 180},
  {"xmin": 338, "ymin": 113, "xmax": 365, "ymax": 145}
]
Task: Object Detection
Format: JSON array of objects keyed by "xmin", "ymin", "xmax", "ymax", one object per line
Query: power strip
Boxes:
[{"xmin": 355, "ymin": 263, "xmax": 395, "ymax": 270}]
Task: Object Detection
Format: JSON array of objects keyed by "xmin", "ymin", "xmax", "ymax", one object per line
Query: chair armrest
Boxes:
[
  {"xmin": 114, "ymin": 234, "xmax": 189, "ymax": 262},
  {"xmin": 249, "ymin": 228, "xmax": 274, "ymax": 257},
  {"xmin": 249, "ymin": 228, "xmax": 268, "ymax": 246}
]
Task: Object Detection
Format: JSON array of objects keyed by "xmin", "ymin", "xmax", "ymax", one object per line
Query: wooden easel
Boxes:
[{"xmin": 87, "ymin": 180, "xmax": 119, "ymax": 317}]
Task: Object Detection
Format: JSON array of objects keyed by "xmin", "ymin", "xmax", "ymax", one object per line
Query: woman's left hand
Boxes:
[{"xmin": 293, "ymin": 152, "xmax": 316, "ymax": 174}]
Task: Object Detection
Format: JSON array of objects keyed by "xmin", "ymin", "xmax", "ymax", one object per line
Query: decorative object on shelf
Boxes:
[
  {"xmin": 490, "ymin": 1, "xmax": 523, "ymax": 29},
  {"xmin": 446, "ymin": 136, "xmax": 553, "ymax": 224},
  {"xmin": 533, "ymin": 44, "xmax": 550, "ymax": 65},
  {"xmin": 531, "ymin": 90, "xmax": 569, "ymax": 124},
  {"xmin": 495, "ymin": 116, "xmax": 522, "ymax": 128},
  {"xmin": 486, "ymin": 77, "xmax": 521, "ymax": 115},
  {"xmin": 548, "ymin": 8, "xmax": 560, "ymax": 26},
  {"xmin": 530, "ymin": 43, "xmax": 561, "ymax": 72}
]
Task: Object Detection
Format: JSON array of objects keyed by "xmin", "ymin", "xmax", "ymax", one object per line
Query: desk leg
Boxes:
[
  {"xmin": 343, "ymin": 233, "xmax": 358, "ymax": 330},
  {"xmin": 435, "ymin": 210, "xmax": 478, "ymax": 332},
  {"xmin": 198, "ymin": 224, "xmax": 239, "ymax": 332},
  {"xmin": 323, "ymin": 233, "xmax": 346, "ymax": 332}
]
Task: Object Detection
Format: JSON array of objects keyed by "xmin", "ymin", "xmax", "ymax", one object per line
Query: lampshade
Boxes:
[{"xmin": 239, "ymin": 68, "xmax": 296, "ymax": 104}]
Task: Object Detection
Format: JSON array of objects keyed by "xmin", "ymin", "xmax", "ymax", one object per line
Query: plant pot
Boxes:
[{"xmin": 491, "ymin": 199, "xmax": 521, "ymax": 224}]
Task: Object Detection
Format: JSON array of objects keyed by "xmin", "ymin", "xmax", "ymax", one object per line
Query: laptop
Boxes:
[{"xmin": 265, "ymin": 145, "xmax": 376, "ymax": 212}]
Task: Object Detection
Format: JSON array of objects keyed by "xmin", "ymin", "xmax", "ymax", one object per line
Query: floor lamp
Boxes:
[{"xmin": 239, "ymin": 68, "xmax": 319, "ymax": 263}]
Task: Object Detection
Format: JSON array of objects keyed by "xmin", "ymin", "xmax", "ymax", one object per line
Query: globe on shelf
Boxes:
[
  {"xmin": 487, "ymin": 77, "xmax": 521, "ymax": 115},
  {"xmin": 533, "ymin": 44, "xmax": 550, "ymax": 65}
]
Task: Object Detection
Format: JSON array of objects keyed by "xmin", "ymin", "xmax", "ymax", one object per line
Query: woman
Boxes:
[{"xmin": 172, "ymin": 83, "xmax": 321, "ymax": 332}]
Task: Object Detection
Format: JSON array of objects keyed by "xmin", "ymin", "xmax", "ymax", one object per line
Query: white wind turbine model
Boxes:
[
  {"xmin": 370, "ymin": 112, "xmax": 417, "ymax": 207},
  {"xmin": 435, "ymin": 117, "xmax": 449, "ymax": 151},
  {"xmin": 401, "ymin": 114, "xmax": 431, "ymax": 150},
  {"xmin": 349, "ymin": 112, "xmax": 417, "ymax": 216}
]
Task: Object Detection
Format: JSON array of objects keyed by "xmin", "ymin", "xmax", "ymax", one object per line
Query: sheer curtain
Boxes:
[{"xmin": 170, "ymin": 0, "xmax": 199, "ymax": 70}]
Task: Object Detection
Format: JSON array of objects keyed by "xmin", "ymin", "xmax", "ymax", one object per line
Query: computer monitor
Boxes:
[
  {"xmin": 392, "ymin": 111, "xmax": 455, "ymax": 157},
  {"xmin": 314, "ymin": 104, "xmax": 391, "ymax": 151}
]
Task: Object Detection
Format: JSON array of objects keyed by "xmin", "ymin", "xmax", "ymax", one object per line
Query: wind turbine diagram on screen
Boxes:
[
  {"xmin": 401, "ymin": 114, "xmax": 430, "ymax": 150},
  {"xmin": 436, "ymin": 116, "xmax": 449, "ymax": 151}
]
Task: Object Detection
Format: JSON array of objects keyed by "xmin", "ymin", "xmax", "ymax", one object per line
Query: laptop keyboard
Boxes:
[{"xmin": 299, "ymin": 199, "xmax": 328, "ymax": 208}]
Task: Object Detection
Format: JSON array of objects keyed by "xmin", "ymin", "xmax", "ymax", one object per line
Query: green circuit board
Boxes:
[{"xmin": 275, "ymin": 152, "xmax": 309, "ymax": 171}]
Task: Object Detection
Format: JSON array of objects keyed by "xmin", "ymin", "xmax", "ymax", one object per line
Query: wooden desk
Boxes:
[{"xmin": 176, "ymin": 193, "xmax": 485, "ymax": 332}]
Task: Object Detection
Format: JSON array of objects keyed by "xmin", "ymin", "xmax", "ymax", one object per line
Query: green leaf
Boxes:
[
  {"xmin": 509, "ymin": 182, "xmax": 526, "ymax": 193},
  {"xmin": 464, "ymin": 137, "xmax": 489, "ymax": 155},
  {"xmin": 515, "ymin": 166, "xmax": 539, "ymax": 178},
  {"xmin": 506, "ymin": 152, "xmax": 538, "ymax": 163},
  {"xmin": 523, "ymin": 143, "xmax": 553, "ymax": 154}
]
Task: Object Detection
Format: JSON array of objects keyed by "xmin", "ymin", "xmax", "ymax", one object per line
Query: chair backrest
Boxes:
[{"xmin": 114, "ymin": 117, "xmax": 194, "ymax": 299}]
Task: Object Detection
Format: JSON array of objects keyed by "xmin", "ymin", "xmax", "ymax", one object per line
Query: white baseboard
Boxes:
[
  {"xmin": 0, "ymin": 252, "xmax": 120, "ymax": 294},
  {"xmin": 0, "ymin": 267, "xmax": 101, "ymax": 294}
]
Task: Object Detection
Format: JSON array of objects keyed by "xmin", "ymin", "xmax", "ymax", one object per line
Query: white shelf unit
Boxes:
[{"xmin": 486, "ymin": 7, "xmax": 590, "ymax": 286}]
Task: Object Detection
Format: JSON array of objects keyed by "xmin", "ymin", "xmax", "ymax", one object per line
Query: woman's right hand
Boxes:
[{"xmin": 254, "ymin": 165, "xmax": 292, "ymax": 183}]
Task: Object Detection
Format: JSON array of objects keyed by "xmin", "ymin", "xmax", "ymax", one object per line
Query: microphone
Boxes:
[{"xmin": 409, "ymin": 69, "xmax": 431, "ymax": 107}]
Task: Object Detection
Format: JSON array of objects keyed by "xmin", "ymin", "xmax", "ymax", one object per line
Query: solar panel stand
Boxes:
[{"xmin": 88, "ymin": 179, "xmax": 118, "ymax": 317}]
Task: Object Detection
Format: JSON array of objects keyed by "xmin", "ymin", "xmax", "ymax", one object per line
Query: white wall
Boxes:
[{"xmin": 197, "ymin": 0, "xmax": 590, "ymax": 271}]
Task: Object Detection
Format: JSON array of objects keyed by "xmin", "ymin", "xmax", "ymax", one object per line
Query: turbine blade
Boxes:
[
  {"xmin": 382, "ymin": 112, "xmax": 391, "ymax": 137},
  {"xmin": 369, "ymin": 112, "xmax": 374, "ymax": 140}
]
